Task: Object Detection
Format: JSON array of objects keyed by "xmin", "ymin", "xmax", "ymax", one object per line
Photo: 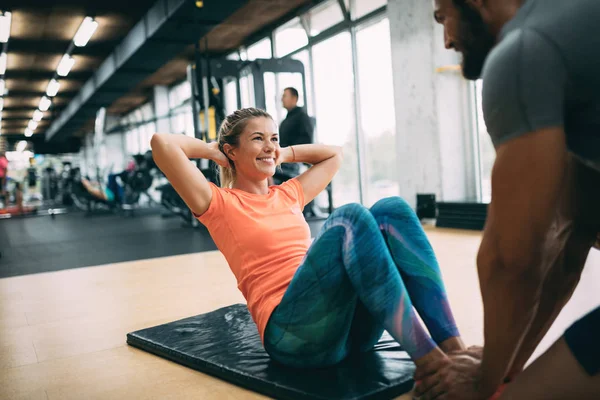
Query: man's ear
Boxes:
[{"xmin": 223, "ymin": 143, "xmax": 236, "ymax": 161}]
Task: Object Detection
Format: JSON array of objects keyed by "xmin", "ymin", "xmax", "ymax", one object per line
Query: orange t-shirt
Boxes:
[{"xmin": 197, "ymin": 178, "xmax": 311, "ymax": 341}]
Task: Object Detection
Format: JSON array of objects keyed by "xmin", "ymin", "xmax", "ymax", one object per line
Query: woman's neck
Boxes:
[{"xmin": 232, "ymin": 177, "xmax": 270, "ymax": 195}]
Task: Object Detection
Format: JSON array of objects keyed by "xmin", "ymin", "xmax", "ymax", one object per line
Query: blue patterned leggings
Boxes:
[{"xmin": 264, "ymin": 197, "xmax": 460, "ymax": 368}]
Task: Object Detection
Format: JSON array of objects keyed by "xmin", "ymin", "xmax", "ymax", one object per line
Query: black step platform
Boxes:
[
  {"xmin": 127, "ymin": 304, "xmax": 416, "ymax": 400},
  {"xmin": 436, "ymin": 202, "xmax": 488, "ymax": 231}
]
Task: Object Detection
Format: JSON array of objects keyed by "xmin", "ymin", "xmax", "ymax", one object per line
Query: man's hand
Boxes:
[{"xmin": 413, "ymin": 352, "xmax": 493, "ymax": 400}]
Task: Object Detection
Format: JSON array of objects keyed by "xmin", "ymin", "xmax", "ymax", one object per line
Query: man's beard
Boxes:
[{"xmin": 456, "ymin": 3, "xmax": 496, "ymax": 80}]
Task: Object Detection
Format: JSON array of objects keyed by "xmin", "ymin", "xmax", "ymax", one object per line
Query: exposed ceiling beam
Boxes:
[
  {"xmin": 1, "ymin": 106, "xmax": 65, "ymax": 112},
  {"xmin": 2, "ymin": 123, "xmax": 49, "ymax": 128},
  {"xmin": 0, "ymin": 2, "xmax": 155, "ymax": 14},
  {"xmin": 4, "ymin": 70, "xmax": 91, "ymax": 81},
  {"xmin": 8, "ymin": 38, "xmax": 120, "ymax": 57},
  {"xmin": 5, "ymin": 90, "xmax": 78, "ymax": 98},
  {"xmin": 2, "ymin": 117, "xmax": 36, "ymax": 121},
  {"xmin": 1, "ymin": 117, "xmax": 55, "ymax": 121},
  {"xmin": 0, "ymin": 133, "xmax": 46, "ymax": 139}
]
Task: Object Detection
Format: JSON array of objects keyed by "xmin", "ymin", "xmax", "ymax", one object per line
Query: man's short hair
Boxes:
[{"xmin": 285, "ymin": 87, "xmax": 299, "ymax": 99}]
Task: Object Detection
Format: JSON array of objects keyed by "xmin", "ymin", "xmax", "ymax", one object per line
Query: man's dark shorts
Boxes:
[{"xmin": 565, "ymin": 306, "xmax": 600, "ymax": 376}]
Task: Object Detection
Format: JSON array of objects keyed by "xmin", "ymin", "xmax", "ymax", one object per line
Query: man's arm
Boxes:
[
  {"xmin": 476, "ymin": 127, "xmax": 567, "ymax": 394},
  {"xmin": 506, "ymin": 155, "xmax": 600, "ymax": 379}
]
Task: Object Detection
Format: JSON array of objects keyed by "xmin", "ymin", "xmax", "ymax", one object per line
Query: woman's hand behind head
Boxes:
[{"xmin": 208, "ymin": 142, "xmax": 231, "ymax": 168}]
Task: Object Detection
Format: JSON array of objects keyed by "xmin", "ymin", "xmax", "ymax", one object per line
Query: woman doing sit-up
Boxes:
[{"xmin": 151, "ymin": 107, "xmax": 467, "ymax": 372}]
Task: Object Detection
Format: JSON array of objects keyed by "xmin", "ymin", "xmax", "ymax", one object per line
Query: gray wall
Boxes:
[{"xmin": 388, "ymin": 0, "xmax": 478, "ymax": 207}]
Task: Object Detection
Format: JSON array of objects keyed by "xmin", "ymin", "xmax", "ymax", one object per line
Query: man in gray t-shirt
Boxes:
[{"xmin": 413, "ymin": 1, "xmax": 600, "ymax": 399}]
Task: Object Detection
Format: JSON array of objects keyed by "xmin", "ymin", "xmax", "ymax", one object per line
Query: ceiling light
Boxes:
[
  {"xmin": 24, "ymin": 129, "xmax": 33, "ymax": 137},
  {"xmin": 39, "ymin": 96, "xmax": 51, "ymax": 112},
  {"xmin": 0, "ymin": 97, "xmax": 3, "ymax": 111},
  {"xmin": 57, "ymin": 54, "xmax": 75, "ymax": 77},
  {"xmin": 73, "ymin": 17, "xmax": 98, "ymax": 47},
  {"xmin": 33, "ymin": 109, "xmax": 43, "ymax": 122},
  {"xmin": 46, "ymin": 79, "xmax": 60, "ymax": 97},
  {"xmin": 0, "ymin": 12, "xmax": 11, "ymax": 43},
  {"xmin": 0, "ymin": 79, "xmax": 4, "ymax": 96},
  {"xmin": 28, "ymin": 120, "xmax": 38, "ymax": 131},
  {"xmin": 0, "ymin": 52, "xmax": 6, "ymax": 75}
]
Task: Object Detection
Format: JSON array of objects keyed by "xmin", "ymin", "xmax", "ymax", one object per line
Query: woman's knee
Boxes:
[
  {"xmin": 370, "ymin": 196, "xmax": 416, "ymax": 222},
  {"xmin": 330, "ymin": 203, "xmax": 373, "ymax": 224},
  {"xmin": 326, "ymin": 203, "xmax": 380, "ymax": 239},
  {"xmin": 332, "ymin": 202, "xmax": 368, "ymax": 216}
]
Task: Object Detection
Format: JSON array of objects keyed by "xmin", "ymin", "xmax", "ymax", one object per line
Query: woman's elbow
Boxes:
[
  {"xmin": 332, "ymin": 148, "xmax": 344, "ymax": 169},
  {"xmin": 150, "ymin": 133, "xmax": 165, "ymax": 149}
]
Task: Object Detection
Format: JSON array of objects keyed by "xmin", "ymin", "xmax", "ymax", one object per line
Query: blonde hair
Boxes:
[{"xmin": 217, "ymin": 108, "xmax": 272, "ymax": 188}]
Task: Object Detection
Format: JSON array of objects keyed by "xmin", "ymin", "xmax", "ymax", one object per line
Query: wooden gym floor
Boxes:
[{"xmin": 1, "ymin": 227, "xmax": 599, "ymax": 400}]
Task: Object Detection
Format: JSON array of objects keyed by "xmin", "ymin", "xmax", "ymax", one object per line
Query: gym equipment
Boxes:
[
  {"xmin": 416, "ymin": 194, "xmax": 436, "ymax": 220},
  {"xmin": 41, "ymin": 166, "xmax": 60, "ymax": 203},
  {"xmin": 436, "ymin": 202, "xmax": 488, "ymax": 231},
  {"xmin": 127, "ymin": 304, "xmax": 415, "ymax": 400},
  {"xmin": 120, "ymin": 151, "xmax": 157, "ymax": 212},
  {"xmin": 156, "ymin": 181, "xmax": 198, "ymax": 227},
  {"xmin": 69, "ymin": 151, "xmax": 159, "ymax": 216}
]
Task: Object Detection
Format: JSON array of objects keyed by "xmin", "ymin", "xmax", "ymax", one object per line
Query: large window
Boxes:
[
  {"xmin": 224, "ymin": 79, "xmax": 239, "ymax": 116},
  {"xmin": 306, "ymin": 0, "xmax": 345, "ymax": 36},
  {"xmin": 139, "ymin": 103, "xmax": 156, "ymax": 152},
  {"xmin": 274, "ymin": 18, "xmax": 308, "ymax": 57},
  {"xmin": 264, "ymin": 72, "xmax": 279, "ymax": 120},
  {"xmin": 247, "ymin": 37, "xmax": 272, "ymax": 60},
  {"xmin": 313, "ymin": 32, "xmax": 360, "ymax": 206},
  {"xmin": 352, "ymin": 0, "xmax": 387, "ymax": 19},
  {"xmin": 239, "ymin": 71, "xmax": 255, "ymax": 109},
  {"xmin": 125, "ymin": 113, "xmax": 140, "ymax": 155},
  {"xmin": 474, "ymin": 80, "xmax": 495, "ymax": 203},
  {"xmin": 168, "ymin": 80, "xmax": 194, "ymax": 137},
  {"xmin": 355, "ymin": 17, "xmax": 397, "ymax": 207},
  {"xmin": 291, "ymin": 50, "xmax": 313, "ymax": 115},
  {"xmin": 123, "ymin": 102, "xmax": 159, "ymax": 155}
]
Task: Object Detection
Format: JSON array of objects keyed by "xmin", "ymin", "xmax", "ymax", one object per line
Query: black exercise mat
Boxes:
[{"xmin": 127, "ymin": 304, "xmax": 415, "ymax": 400}]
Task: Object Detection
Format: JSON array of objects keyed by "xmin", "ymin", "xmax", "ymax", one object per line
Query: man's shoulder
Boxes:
[
  {"xmin": 291, "ymin": 106, "xmax": 308, "ymax": 116},
  {"xmin": 484, "ymin": 28, "xmax": 538, "ymax": 78},
  {"xmin": 482, "ymin": 27, "xmax": 564, "ymax": 96},
  {"xmin": 481, "ymin": 27, "xmax": 567, "ymax": 147}
]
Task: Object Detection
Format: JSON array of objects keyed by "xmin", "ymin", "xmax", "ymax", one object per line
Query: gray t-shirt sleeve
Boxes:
[{"xmin": 482, "ymin": 28, "xmax": 568, "ymax": 147}]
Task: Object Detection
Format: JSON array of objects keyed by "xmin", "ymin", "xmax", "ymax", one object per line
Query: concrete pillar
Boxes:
[
  {"xmin": 153, "ymin": 85, "xmax": 171, "ymax": 133},
  {"xmin": 94, "ymin": 107, "xmax": 107, "ymax": 174},
  {"xmin": 388, "ymin": 0, "xmax": 478, "ymax": 208},
  {"xmin": 433, "ymin": 24, "xmax": 479, "ymax": 202}
]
